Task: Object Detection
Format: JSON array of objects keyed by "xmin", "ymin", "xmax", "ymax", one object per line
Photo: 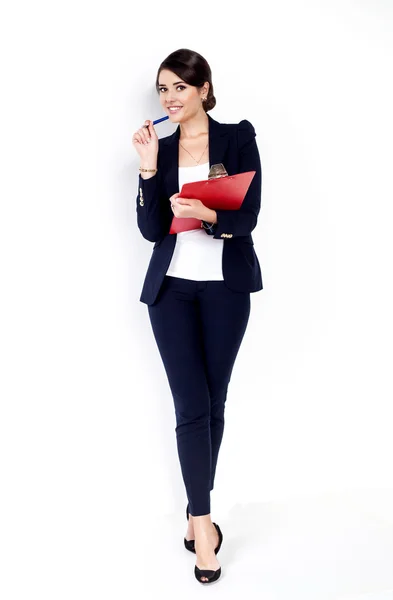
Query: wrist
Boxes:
[
  {"xmin": 200, "ymin": 208, "xmax": 217, "ymax": 223},
  {"xmin": 139, "ymin": 163, "xmax": 158, "ymax": 180},
  {"xmin": 140, "ymin": 170, "xmax": 156, "ymax": 180}
]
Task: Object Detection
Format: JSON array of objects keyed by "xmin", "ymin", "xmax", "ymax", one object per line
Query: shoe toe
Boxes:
[{"xmin": 194, "ymin": 565, "xmax": 221, "ymax": 583}]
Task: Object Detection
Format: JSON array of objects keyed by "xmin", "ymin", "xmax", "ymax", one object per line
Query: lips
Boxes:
[{"xmin": 168, "ymin": 106, "xmax": 183, "ymax": 112}]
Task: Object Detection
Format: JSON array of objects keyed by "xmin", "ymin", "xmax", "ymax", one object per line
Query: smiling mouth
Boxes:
[{"xmin": 167, "ymin": 106, "xmax": 183, "ymax": 112}]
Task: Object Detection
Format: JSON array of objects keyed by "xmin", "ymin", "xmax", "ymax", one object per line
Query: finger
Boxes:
[
  {"xmin": 138, "ymin": 125, "xmax": 151, "ymax": 145},
  {"xmin": 143, "ymin": 121, "xmax": 153, "ymax": 143},
  {"xmin": 143, "ymin": 120, "xmax": 156, "ymax": 143},
  {"xmin": 138, "ymin": 122, "xmax": 151, "ymax": 144},
  {"xmin": 146, "ymin": 120, "xmax": 158, "ymax": 139}
]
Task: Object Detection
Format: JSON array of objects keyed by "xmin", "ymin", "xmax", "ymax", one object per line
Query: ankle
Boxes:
[
  {"xmin": 192, "ymin": 514, "xmax": 212, "ymax": 528},
  {"xmin": 194, "ymin": 517, "xmax": 217, "ymax": 539}
]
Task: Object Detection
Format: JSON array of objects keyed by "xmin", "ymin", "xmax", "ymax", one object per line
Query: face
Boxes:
[{"xmin": 158, "ymin": 69, "xmax": 208, "ymax": 123}]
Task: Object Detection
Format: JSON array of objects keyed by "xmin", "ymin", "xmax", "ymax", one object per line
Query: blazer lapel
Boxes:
[{"xmin": 162, "ymin": 113, "xmax": 229, "ymax": 196}]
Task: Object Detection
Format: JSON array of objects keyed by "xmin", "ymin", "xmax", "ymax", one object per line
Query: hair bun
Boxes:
[{"xmin": 204, "ymin": 94, "xmax": 216, "ymax": 112}]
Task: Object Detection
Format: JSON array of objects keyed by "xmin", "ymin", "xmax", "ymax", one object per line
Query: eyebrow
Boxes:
[{"xmin": 158, "ymin": 81, "xmax": 185, "ymax": 87}]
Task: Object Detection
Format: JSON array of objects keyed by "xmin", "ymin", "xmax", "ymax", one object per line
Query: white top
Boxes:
[{"xmin": 166, "ymin": 161, "xmax": 224, "ymax": 281}]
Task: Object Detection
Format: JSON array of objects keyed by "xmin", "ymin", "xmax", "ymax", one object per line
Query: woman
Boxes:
[{"xmin": 132, "ymin": 48, "xmax": 263, "ymax": 584}]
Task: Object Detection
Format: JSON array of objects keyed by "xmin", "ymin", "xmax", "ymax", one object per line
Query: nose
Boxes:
[{"xmin": 165, "ymin": 92, "xmax": 177, "ymax": 104}]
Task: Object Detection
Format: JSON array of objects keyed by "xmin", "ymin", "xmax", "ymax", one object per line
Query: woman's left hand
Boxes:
[{"xmin": 169, "ymin": 194, "xmax": 206, "ymax": 220}]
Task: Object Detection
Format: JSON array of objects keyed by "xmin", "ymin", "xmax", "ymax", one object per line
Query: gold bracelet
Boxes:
[{"xmin": 139, "ymin": 167, "xmax": 157, "ymax": 172}]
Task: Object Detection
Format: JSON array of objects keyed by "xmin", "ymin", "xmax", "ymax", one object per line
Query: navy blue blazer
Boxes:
[{"xmin": 136, "ymin": 113, "xmax": 263, "ymax": 305}]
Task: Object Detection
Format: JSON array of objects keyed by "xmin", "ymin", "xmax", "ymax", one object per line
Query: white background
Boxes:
[{"xmin": 1, "ymin": 0, "xmax": 392, "ymax": 598}]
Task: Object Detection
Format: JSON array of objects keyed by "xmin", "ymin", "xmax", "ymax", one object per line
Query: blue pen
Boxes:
[{"xmin": 143, "ymin": 115, "xmax": 169, "ymax": 128}]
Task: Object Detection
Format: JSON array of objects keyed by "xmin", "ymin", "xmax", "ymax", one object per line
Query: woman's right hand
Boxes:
[{"xmin": 132, "ymin": 120, "xmax": 159, "ymax": 163}]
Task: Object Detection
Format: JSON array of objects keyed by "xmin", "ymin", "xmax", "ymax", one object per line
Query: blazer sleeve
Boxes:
[
  {"xmin": 212, "ymin": 119, "xmax": 262, "ymax": 239},
  {"xmin": 136, "ymin": 152, "xmax": 171, "ymax": 243}
]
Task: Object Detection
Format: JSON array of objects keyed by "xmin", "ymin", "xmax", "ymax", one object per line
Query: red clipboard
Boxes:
[{"xmin": 169, "ymin": 171, "xmax": 256, "ymax": 234}]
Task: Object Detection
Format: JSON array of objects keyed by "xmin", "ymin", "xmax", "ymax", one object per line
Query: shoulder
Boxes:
[
  {"xmin": 220, "ymin": 119, "xmax": 256, "ymax": 149},
  {"xmin": 236, "ymin": 119, "xmax": 256, "ymax": 149},
  {"xmin": 220, "ymin": 118, "xmax": 255, "ymax": 131},
  {"xmin": 236, "ymin": 119, "xmax": 256, "ymax": 135}
]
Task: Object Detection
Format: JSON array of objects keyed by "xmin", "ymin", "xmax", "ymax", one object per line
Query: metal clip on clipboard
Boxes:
[{"xmin": 208, "ymin": 163, "xmax": 228, "ymax": 179}]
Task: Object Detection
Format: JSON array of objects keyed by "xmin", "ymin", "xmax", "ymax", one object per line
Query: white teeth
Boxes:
[{"xmin": 169, "ymin": 107, "xmax": 182, "ymax": 111}]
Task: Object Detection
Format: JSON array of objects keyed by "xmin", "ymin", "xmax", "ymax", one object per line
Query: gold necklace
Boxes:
[{"xmin": 179, "ymin": 140, "xmax": 208, "ymax": 165}]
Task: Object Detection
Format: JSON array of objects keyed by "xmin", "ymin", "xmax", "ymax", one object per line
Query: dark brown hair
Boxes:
[{"xmin": 155, "ymin": 48, "xmax": 216, "ymax": 112}]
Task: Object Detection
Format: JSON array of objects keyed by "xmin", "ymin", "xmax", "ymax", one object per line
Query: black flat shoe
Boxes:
[
  {"xmin": 184, "ymin": 503, "xmax": 195, "ymax": 553},
  {"xmin": 211, "ymin": 522, "xmax": 223, "ymax": 554},
  {"xmin": 194, "ymin": 565, "xmax": 222, "ymax": 584},
  {"xmin": 183, "ymin": 504, "xmax": 224, "ymax": 555}
]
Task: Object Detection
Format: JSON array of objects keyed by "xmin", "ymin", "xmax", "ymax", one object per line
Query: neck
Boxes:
[{"xmin": 179, "ymin": 111, "xmax": 209, "ymax": 141}]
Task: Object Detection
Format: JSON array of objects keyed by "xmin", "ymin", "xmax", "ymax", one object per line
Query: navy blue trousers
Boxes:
[{"xmin": 147, "ymin": 275, "xmax": 251, "ymax": 516}]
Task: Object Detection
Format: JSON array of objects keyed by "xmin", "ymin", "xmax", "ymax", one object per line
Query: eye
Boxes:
[{"xmin": 159, "ymin": 85, "xmax": 186, "ymax": 93}]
